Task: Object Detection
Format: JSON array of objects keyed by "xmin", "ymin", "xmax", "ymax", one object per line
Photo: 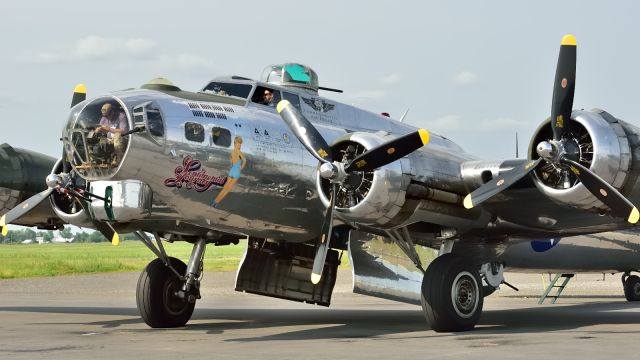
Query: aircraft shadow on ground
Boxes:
[{"xmin": 1, "ymin": 301, "xmax": 639, "ymax": 340}]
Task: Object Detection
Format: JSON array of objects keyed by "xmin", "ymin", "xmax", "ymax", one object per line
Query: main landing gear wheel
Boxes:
[
  {"xmin": 420, "ymin": 253, "xmax": 483, "ymax": 332},
  {"xmin": 623, "ymin": 274, "xmax": 640, "ymax": 301},
  {"xmin": 136, "ymin": 257, "xmax": 195, "ymax": 328}
]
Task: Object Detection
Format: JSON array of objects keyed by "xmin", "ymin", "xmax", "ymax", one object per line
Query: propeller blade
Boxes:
[
  {"xmin": 463, "ymin": 159, "xmax": 542, "ymax": 209},
  {"xmin": 550, "ymin": 35, "xmax": 577, "ymax": 141},
  {"xmin": 559, "ymin": 157, "xmax": 639, "ymax": 224},
  {"xmin": 0, "ymin": 188, "xmax": 54, "ymax": 234},
  {"xmin": 311, "ymin": 183, "xmax": 337, "ymax": 284},
  {"xmin": 344, "ymin": 129, "xmax": 430, "ymax": 173},
  {"xmin": 276, "ymin": 100, "xmax": 333, "ymax": 163},
  {"xmin": 70, "ymin": 83, "xmax": 87, "ymax": 108}
]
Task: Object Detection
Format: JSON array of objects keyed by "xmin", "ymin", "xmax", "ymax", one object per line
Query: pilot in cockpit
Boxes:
[{"xmin": 261, "ymin": 89, "xmax": 274, "ymax": 106}]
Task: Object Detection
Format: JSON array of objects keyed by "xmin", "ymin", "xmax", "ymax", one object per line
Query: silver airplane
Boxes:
[{"xmin": 2, "ymin": 34, "xmax": 640, "ymax": 332}]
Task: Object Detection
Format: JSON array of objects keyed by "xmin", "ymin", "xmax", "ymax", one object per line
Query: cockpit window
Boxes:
[
  {"xmin": 202, "ymin": 82, "xmax": 252, "ymax": 99},
  {"xmin": 251, "ymin": 86, "xmax": 281, "ymax": 108}
]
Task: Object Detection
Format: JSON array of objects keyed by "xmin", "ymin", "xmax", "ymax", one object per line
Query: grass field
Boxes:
[{"xmin": 0, "ymin": 241, "xmax": 351, "ymax": 279}]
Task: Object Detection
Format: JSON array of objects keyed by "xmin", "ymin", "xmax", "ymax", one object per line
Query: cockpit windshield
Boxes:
[
  {"xmin": 64, "ymin": 96, "xmax": 131, "ymax": 179},
  {"xmin": 201, "ymin": 82, "xmax": 253, "ymax": 99}
]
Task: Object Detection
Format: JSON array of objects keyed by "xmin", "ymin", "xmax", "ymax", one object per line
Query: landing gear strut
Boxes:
[
  {"xmin": 622, "ymin": 272, "xmax": 640, "ymax": 301},
  {"xmin": 420, "ymin": 253, "xmax": 483, "ymax": 332},
  {"xmin": 136, "ymin": 237, "xmax": 206, "ymax": 328}
]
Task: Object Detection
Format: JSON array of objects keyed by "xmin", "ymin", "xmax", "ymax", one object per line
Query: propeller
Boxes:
[
  {"xmin": 277, "ymin": 100, "xmax": 430, "ymax": 284},
  {"xmin": 463, "ymin": 35, "xmax": 639, "ymax": 224},
  {"xmin": 1, "ymin": 84, "xmax": 121, "ymax": 244}
]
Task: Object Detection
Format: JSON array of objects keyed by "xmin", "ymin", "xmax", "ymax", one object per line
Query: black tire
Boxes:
[
  {"xmin": 624, "ymin": 275, "xmax": 640, "ymax": 301},
  {"xmin": 420, "ymin": 254, "xmax": 483, "ymax": 332},
  {"xmin": 136, "ymin": 257, "xmax": 195, "ymax": 328}
]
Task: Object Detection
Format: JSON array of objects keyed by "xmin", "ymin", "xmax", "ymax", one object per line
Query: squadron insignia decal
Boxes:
[{"xmin": 302, "ymin": 97, "xmax": 335, "ymax": 113}]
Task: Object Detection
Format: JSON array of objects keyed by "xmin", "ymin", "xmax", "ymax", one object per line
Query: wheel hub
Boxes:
[
  {"xmin": 451, "ymin": 272, "xmax": 479, "ymax": 318},
  {"xmin": 163, "ymin": 278, "xmax": 188, "ymax": 315}
]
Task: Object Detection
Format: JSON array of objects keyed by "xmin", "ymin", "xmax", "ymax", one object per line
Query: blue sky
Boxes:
[{"xmin": 2, "ymin": 0, "xmax": 638, "ymax": 160}]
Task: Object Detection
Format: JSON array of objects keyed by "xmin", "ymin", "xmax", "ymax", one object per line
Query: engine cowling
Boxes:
[
  {"xmin": 528, "ymin": 109, "xmax": 636, "ymax": 211},
  {"xmin": 317, "ymin": 132, "xmax": 413, "ymax": 226},
  {"xmin": 48, "ymin": 159, "xmax": 95, "ymax": 228}
]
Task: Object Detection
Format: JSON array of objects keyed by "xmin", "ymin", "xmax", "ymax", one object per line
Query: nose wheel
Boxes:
[{"xmin": 420, "ymin": 254, "xmax": 483, "ymax": 332}]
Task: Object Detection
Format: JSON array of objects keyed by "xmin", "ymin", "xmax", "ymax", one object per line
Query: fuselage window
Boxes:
[
  {"xmin": 251, "ymin": 86, "xmax": 281, "ymax": 108},
  {"xmin": 202, "ymin": 82, "xmax": 253, "ymax": 99},
  {"xmin": 147, "ymin": 108, "xmax": 165, "ymax": 138},
  {"xmin": 211, "ymin": 127, "xmax": 231, "ymax": 147},
  {"xmin": 185, "ymin": 122, "xmax": 205, "ymax": 142},
  {"xmin": 283, "ymin": 91, "xmax": 301, "ymax": 110}
]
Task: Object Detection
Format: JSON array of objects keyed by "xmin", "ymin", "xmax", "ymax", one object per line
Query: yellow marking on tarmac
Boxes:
[
  {"xmin": 628, "ymin": 207, "xmax": 640, "ymax": 224},
  {"xmin": 276, "ymin": 100, "xmax": 290, "ymax": 113},
  {"xmin": 561, "ymin": 34, "xmax": 577, "ymax": 46},
  {"xmin": 418, "ymin": 129, "xmax": 430, "ymax": 145},
  {"xmin": 463, "ymin": 195, "xmax": 474, "ymax": 209}
]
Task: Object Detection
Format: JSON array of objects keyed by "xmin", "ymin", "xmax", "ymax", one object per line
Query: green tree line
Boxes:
[{"xmin": 0, "ymin": 228, "xmax": 138, "ymax": 244}]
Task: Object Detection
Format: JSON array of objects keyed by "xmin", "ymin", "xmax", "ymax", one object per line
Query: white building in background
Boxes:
[{"xmin": 51, "ymin": 236, "xmax": 73, "ymax": 243}]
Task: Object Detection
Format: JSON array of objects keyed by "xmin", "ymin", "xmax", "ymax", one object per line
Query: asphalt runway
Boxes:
[{"xmin": 1, "ymin": 271, "xmax": 640, "ymax": 359}]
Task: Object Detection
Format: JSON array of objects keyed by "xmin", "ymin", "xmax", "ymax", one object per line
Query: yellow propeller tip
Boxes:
[
  {"xmin": 628, "ymin": 207, "xmax": 639, "ymax": 224},
  {"xmin": 276, "ymin": 100, "xmax": 290, "ymax": 113},
  {"xmin": 111, "ymin": 233, "xmax": 120, "ymax": 246},
  {"xmin": 561, "ymin": 34, "xmax": 577, "ymax": 46},
  {"xmin": 0, "ymin": 215, "xmax": 5, "ymax": 227},
  {"xmin": 463, "ymin": 194, "xmax": 474, "ymax": 209},
  {"xmin": 74, "ymin": 83, "xmax": 87, "ymax": 94},
  {"xmin": 418, "ymin": 129, "xmax": 430, "ymax": 145},
  {"xmin": 310, "ymin": 273, "xmax": 321, "ymax": 284},
  {"xmin": 1, "ymin": 226, "xmax": 7, "ymax": 237}
]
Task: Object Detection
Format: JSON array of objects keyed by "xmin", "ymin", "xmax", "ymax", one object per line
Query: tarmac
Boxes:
[{"xmin": 1, "ymin": 270, "xmax": 640, "ymax": 359}]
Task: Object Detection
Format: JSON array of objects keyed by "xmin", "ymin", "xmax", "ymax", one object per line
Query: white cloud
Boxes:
[
  {"xmin": 477, "ymin": 117, "xmax": 526, "ymax": 130},
  {"xmin": 428, "ymin": 114, "xmax": 463, "ymax": 132},
  {"xmin": 452, "ymin": 71, "xmax": 479, "ymax": 86},
  {"xmin": 379, "ymin": 73, "xmax": 402, "ymax": 85},
  {"xmin": 352, "ymin": 89, "xmax": 387, "ymax": 100},
  {"xmin": 25, "ymin": 36, "xmax": 157, "ymax": 64},
  {"xmin": 151, "ymin": 53, "xmax": 217, "ymax": 73}
]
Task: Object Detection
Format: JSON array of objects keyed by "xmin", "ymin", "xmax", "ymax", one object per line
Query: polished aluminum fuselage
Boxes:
[{"xmin": 71, "ymin": 86, "xmax": 475, "ymax": 241}]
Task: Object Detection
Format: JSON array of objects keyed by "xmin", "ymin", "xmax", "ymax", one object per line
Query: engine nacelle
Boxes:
[
  {"xmin": 48, "ymin": 159, "xmax": 95, "ymax": 228},
  {"xmin": 528, "ymin": 109, "xmax": 636, "ymax": 211},
  {"xmin": 317, "ymin": 132, "xmax": 413, "ymax": 227}
]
